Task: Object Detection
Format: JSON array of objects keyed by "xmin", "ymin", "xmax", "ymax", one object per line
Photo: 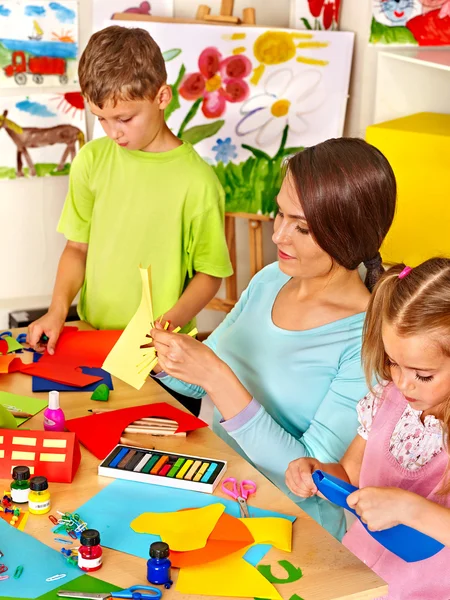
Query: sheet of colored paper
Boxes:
[
  {"xmin": 131, "ymin": 503, "xmax": 225, "ymax": 551},
  {"xmin": 65, "ymin": 402, "xmax": 207, "ymax": 459},
  {"xmin": 5, "ymin": 336, "xmax": 24, "ymax": 353},
  {"xmin": 0, "ymin": 508, "xmax": 29, "ymax": 531},
  {"xmin": 0, "ymin": 403, "xmax": 17, "ymax": 428},
  {"xmin": 0, "ymin": 355, "xmax": 23, "ymax": 373},
  {"xmin": 75, "ymin": 479, "xmax": 295, "ymax": 566},
  {"xmin": 176, "ymin": 546, "xmax": 282, "ymax": 599},
  {"xmin": 32, "ymin": 353, "xmax": 114, "ymax": 393},
  {"xmin": 1, "ymin": 574, "xmax": 123, "ymax": 600},
  {"xmin": 0, "ymin": 390, "xmax": 48, "ymax": 425},
  {"xmin": 238, "ymin": 517, "xmax": 293, "ymax": 552},
  {"xmin": 0, "ymin": 519, "xmax": 80, "ymax": 598}
]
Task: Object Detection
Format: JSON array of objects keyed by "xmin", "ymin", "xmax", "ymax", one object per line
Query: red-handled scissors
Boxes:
[{"xmin": 221, "ymin": 477, "xmax": 257, "ymax": 518}]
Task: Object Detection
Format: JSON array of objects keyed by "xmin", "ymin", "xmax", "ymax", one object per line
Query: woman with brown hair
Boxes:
[
  {"xmin": 151, "ymin": 138, "xmax": 397, "ymax": 540},
  {"xmin": 286, "ymin": 258, "xmax": 450, "ymax": 598}
]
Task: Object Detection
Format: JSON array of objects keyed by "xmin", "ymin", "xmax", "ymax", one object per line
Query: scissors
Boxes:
[
  {"xmin": 57, "ymin": 585, "xmax": 162, "ymax": 600},
  {"xmin": 221, "ymin": 477, "xmax": 257, "ymax": 518}
]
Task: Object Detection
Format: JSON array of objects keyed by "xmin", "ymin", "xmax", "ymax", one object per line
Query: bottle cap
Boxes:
[
  {"xmin": 48, "ymin": 390, "xmax": 60, "ymax": 410},
  {"xmin": 12, "ymin": 466, "xmax": 30, "ymax": 481},
  {"xmin": 149, "ymin": 541, "xmax": 169, "ymax": 559},
  {"xmin": 29, "ymin": 476, "xmax": 48, "ymax": 491},
  {"xmin": 80, "ymin": 529, "xmax": 100, "ymax": 546}
]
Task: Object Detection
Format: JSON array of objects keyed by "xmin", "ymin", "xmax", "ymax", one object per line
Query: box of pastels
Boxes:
[{"xmin": 98, "ymin": 444, "xmax": 227, "ymax": 493}]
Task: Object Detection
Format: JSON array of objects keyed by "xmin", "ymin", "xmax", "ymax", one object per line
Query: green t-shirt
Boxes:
[{"xmin": 58, "ymin": 137, "xmax": 233, "ymax": 331}]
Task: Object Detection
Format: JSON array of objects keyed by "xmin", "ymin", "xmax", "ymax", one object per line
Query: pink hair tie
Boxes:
[{"xmin": 398, "ymin": 266, "xmax": 412, "ymax": 279}]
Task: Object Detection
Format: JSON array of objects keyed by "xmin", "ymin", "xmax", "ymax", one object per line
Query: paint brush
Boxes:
[{"xmin": 8, "ymin": 410, "xmax": 33, "ymax": 418}]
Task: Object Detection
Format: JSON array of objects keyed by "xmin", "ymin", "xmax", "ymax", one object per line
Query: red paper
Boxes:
[
  {"xmin": 0, "ymin": 339, "xmax": 8, "ymax": 355},
  {"xmin": 65, "ymin": 402, "xmax": 208, "ymax": 459},
  {"xmin": 19, "ymin": 327, "xmax": 122, "ymax": 387}
]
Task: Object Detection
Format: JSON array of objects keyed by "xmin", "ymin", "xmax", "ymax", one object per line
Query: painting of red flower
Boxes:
[
  {"xmin": 179, "ymin": 47, "xmax": 252, "ymax": 118},
  {"xmin": 290, "ymin": 0, "xmax": 341, "ymax": 30}
]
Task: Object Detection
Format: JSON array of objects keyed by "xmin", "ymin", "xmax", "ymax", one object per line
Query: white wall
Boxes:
[{"xmin": 0, "ymin": 0, "xmax": 376, "ymax": 330}]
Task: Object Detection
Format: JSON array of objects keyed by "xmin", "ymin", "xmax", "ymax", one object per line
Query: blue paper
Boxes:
[
  {"xmin": 32, "ymin": 352, "xmax": 113, "ymax": 393},
  {"xmin": 0, "ymin": 519, "xmax": 80, "ymax": 598},
  {"xmin": 312, "ymin": 470, "xmax": 444, "ymax": 563},
  {"xmin": 75, "ymin": 479, "xmax": 295, "ymax": 566}
]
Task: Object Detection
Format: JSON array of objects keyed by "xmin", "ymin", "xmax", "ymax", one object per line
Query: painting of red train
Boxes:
[
  {"xmin": 0, "ymin": 1, "xmax": 78, "ymax": 88},
  {"xmin": 0, "ymin": 93, "xmax": 86, "ymax": 179}
]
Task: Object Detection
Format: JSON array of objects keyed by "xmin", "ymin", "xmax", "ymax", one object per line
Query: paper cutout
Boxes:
[
  {"xmin": 0, "ymin": 508, "xmax": 29, "ymax": 531},
  {"xmin": 237, "ymin": 517, "xmax": 293, "ymax": 552},
  {"xmin": 131, "ymin": 503, "xmax": 225, "ymax": 551},
  {"xmin": 0, "ymin": 519, "xmax": 80, "ymax": 598},
  {"xmin": 176, "ymin": 546, "xmax": 283, "ymax": 599},
  {"xmin": 91, "ymin": 383, "xmax": 110, "ymax": 401},
  {"xmin": 65, "ymin": 402, "xmax": 208, "ymax": 459},
  {"xmin": 0, "ymin": 338, "xmax": 9, "ymax": 354},
  {"xmin": 0, "ymin": 390, "xmax": 48, "ymax": 425},
  {"xmin": 75, "ymin": 479, "xmax": 296, "ymax": 566},
  {"xmin": 170, "ymin": 511, "xmax": 255, "ymax": 567},
  {"xmin": 0, "ymin": 355, "xmax": 24, "ymax": 373},
  {"xmin": 258, "ymin": 560, "xmax": 303, "ymax": 584},
  {"xmin": 5, "ymin": 336, "xmax": 24, "ymax": 354},
  {"xmin": 0, "ymin": 404, "xmax": 17, "ymax": 429}
]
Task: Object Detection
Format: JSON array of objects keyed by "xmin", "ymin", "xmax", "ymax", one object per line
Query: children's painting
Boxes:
[
  {"xmin": 93, "ymin": 0, "xmax": 174, "ymax": 32},
  {"xmin": 289, "ymin": 0, "xmax": 341, "ymax": 30},
  {"xmin": 0, "ymin": 0, "xmax": 78, "ymax": 88},
  {"xmin": 0, "ymin": 92, "xmax": 86, "ymax": 179},
  {"xmin": 95, "ymin": 21, "xmax": 353, "ymax": 215},
  {"xmin": 371, "ymin": 0, "xmax": 450, "ymax": 45}
]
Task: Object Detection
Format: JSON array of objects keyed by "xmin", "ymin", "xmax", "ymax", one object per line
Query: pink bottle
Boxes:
[{"xmin": 43, "ymin": 391, "xmax": 65, "ymax": 432}]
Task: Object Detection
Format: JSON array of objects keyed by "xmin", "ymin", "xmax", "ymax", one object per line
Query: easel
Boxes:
[{"xmin": 113, "ymin": 2, "xmax": 270, "ymax": 315}]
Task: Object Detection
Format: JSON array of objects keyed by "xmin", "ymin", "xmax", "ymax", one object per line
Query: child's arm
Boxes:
[
  {"xmin": 285, "ymin": 434, "xmax": 366, "ymax": 498},
  {"xmin": 27, "ymin": 240, "xmax": 88, "ymax": 354},
  {"xmin": 158, "ymin": 272, "xmax": 221, "ymax": 330}
]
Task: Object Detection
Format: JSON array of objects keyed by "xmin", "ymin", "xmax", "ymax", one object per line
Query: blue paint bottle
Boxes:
[{"xmin": 147, "ymin": 542, "xmax": 172, "ymax": 589}]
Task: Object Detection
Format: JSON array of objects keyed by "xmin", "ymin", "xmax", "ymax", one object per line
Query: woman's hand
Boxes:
[
  {"xmin": 347, "ymin": 487, "xmax": 418, "ymax": 531},
  {"xmin": 286, "ymin": 457, "xmax": 323, "ymax": 498},
  {"xmin": 150, "ymin": 327, "xmax": 223, "ymax": 391}
]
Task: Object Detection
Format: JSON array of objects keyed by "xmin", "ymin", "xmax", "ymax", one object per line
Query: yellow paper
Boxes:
[
  {"xmin": 102, "ymin": 266, "xmax": 156, "ymax": 389},
  {"xmin": 176, "ymin": 547, "xmax": 282, "ymax": 599},
  {"xmin": 238, "ymin": 517, "xmax": 292, "ymax": 552},
  {"xmin": 130, "ymin": 504, "xmax": 225, "ymax": 551}
]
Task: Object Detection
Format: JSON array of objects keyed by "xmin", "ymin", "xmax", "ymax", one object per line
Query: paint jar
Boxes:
[
  {"xmin": 78, "ymin": 529, "xmax": 102, "ymax": 572},
  {"xmin": 10, "ymin": 466, "xmax": 30, "ymax": 504},
  {"xmin": 28, "ymin": 476, "xmax": 51, "ymax": 515},
  {"xmin": 43, "ymin": 390, "xmax": 66, "ymax": 432},
  {"xmin": 147, "ymin": 542, "xmax": 172, "ymax": 589}
]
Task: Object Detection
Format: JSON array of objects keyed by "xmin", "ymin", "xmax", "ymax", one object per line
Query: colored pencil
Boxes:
[
  {"xmin": 119, "ymin": 436, "xmax": 156, "ymax": 450},
  {"xmin": 123, "ymin": 426, "xmax": 186, "ymax": 437},
  {"xmin": 9, "ymin": 410, "xmax": 33, "ymax": 418}
]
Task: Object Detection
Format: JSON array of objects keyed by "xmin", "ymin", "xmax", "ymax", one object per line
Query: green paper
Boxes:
[
  {"xmin": 257, "ymin": 560, "xmax": 303, "ymax": 584},
  {"xmin": 0, "ymin": 391, "xmax": 48, "ymax": 426},
  {"xmin": 1, "ymin": 574, "xmax": 123, "ymax": 600},
  {"xmin": 91, "ymin": 383, "xmax": 110, "ymax": 401},
  {"xmin": 5, "ymin": 336, "xmax": 24, "ymax": 353},
  {"xmin": 0, "ymin": 403, "xmax": 18, "ymax": 429}
]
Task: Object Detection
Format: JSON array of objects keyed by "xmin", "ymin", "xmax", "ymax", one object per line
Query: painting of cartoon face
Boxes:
[
  {"xmin": 419, "ymin": 0, "xmax": 446, "ymax": 9},
  {"xmin": 378, "ymin": 0, "xmax": 415, "ymax": 25}
]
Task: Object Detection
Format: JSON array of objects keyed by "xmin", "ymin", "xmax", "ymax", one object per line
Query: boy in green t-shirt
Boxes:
[{"xmin": 28, "ymin": 26, "xmax": 233, "ymax": 354}]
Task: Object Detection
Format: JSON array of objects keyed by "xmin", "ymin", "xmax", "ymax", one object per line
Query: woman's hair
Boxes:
[
  {"xmin": 363, "ymin": 258, "xmax": 450, "ymax": 491},
  {"xmin": 286, "ymin": 138, "xmax": 397, "ymax": 291}
]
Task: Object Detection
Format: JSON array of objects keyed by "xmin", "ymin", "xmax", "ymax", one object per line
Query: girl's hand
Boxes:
[
  {"xmin": 286, "ymin": 457, "xmax": 322, "ymax": 498},
  {"xmin": 150, "ymin": 327, "xmax": 223, "ymax": 390},
  {"xmin": 347, "ymin": 487, "xmax": 417, "ymax": 531}
]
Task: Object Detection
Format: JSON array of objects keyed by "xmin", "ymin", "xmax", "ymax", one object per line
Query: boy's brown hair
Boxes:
[{"xmin": 79, "ymin": 26, "xmax": 167, "ymax": 108}]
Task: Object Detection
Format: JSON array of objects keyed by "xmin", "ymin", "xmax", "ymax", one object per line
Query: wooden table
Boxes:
[{"xmin": 0, "ymin": 324, "xmax": 388, "ymax": 600}]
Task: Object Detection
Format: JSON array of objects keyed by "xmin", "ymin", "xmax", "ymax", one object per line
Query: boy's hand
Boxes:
[
  {"xmin": 286, "ymin": 457, "xmax": 323, "ymax": 498},
  {"xmin": 27, "ymin": 308, "xmax": 66, "ymax": 355},
  {"xmin": 347, "ymin": 487, "xmax": 416, "ymax": 531}
]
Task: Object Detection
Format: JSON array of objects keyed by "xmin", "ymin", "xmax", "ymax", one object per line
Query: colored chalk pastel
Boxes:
[
  {"xmin": 108, "ymin": 447, "xmax": 129, "ymax": 468},
  {"xmin": 118, "ymin": 449, "xmax": 136, "ymax": 469},
  {"xmin": 141, "ymin": 454, "xmax": 160, "ymax": 474},
  {"xmin": 184, "ymin": 460, "xmax": 202, "ymax": 481},
  {"xmin": 167, "ymin": 457, "xmax": 185, "ymax": 478},
  {"xmin": 150, "ymin": 455, "xmax": 169, "ymax": 475},
  {"xmin": 134, "ymin": 453, "xmax": 153, "ymax": 473},
  {"xmin": 176, "ymin": 459, "xmax": 193, "ymax": 479},
  {"xmin": 193, "ymin": 462, "xmax": 209, "ymax": 482},
  {"xmin": 159, "ymin": 463, "xmax": 172, "ymax": 476},
  {"xmin": 201, "ymin": 462, "xmax": 218, "ymax": 483},
  {"xmin": 125, "ymin": 451, "xmax": 146, "ymax": 471}
]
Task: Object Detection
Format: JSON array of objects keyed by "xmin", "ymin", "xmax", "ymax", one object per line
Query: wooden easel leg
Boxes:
[
  {"xmin": 225, "ymin": 215, "xmax": 237, "ymax": 302},
  {"xmin": 249, "ymin": 219, "xmax": 264, "ymax": 277},
  {"xmin": 221, "ymin": 0, "xmax": 234, "ymax": 16},
  {"xmin": 242, "ymin": 7, "xmax": 256, "ymax": 24},
  {"xmin": 196, "ymin": 5, "xmax": 211, "ymax": 19}
]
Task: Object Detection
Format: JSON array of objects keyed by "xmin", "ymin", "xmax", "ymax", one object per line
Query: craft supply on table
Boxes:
[
  {"xmin": 78, "ymin": 529, "xmax": 103, "ymax": 572},
  {"xmin": 221, "ymin": 477, "xmax": 257, "ymax": 518},
  {"xmin": 57, "ymin": 584, "xmax": 163, "ymax": 599},
  {"xmin": 44, "ymin": 390, "xmax": 66, "ymax": 432},
  {"xmin": 98, "ymin": 444, "xmax": 227, "ymax": 494},
  {"xmin": 312, "ymin": 469, "xmax": 444, "ymax": 562},
  {"xmin": 147, "ymin": 541, "xmax": 172, "ymax": 589},
  {"xmin": 28, "ymin": 475, "xmax": 51, "ymax": 514},
  {"xmin": 91, "ymin": 383, "xmax": 110, "ymax": 401},
  {"xmin": 10, "ymin": 465, "xmax": 30, "ymax": 504},
  {"xmin": 0, "ymin": 390, "xmax": 48, "ymax": 425}
]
